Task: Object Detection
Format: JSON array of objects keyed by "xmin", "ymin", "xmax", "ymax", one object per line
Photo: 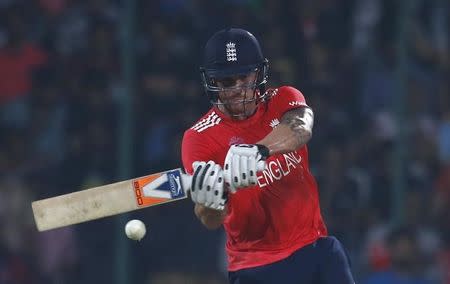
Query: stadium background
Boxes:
[{"xmin": 0, "ymin": 0, "xmax": 448, "ymax": 283}]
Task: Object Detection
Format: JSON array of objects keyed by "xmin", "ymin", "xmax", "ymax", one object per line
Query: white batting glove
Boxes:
[
  {"xmin": 224, "ymin": 144, "xmax": 269, "ymax": 193},
  {"xmin": 190, "ymin": 161, "xmax": 227, "ymax": 211}
]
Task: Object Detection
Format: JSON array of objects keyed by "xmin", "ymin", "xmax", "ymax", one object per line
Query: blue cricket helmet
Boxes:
[{"xmin": 200, "ymin": 28, "xmax": 269, "ymax": 106}]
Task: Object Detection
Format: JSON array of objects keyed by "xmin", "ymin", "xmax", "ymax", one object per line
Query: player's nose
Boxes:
[
  {"xmin": 224, "ymin": 88, "xmax": 244, "ymax": 98},
  {"xmin": 235, "ymin": 77, "xmax": 247, "ymax": 86}
]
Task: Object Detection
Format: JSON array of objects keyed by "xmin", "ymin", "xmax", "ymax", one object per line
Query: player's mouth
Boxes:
[{"xmin": 227, "ymin": 98, "xmax": 246, "ymax": 105}]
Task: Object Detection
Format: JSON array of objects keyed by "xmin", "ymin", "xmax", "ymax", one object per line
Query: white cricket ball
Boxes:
[{"xmin": 125, "ymin": 219, "xmax": 146, "ymax": 241}]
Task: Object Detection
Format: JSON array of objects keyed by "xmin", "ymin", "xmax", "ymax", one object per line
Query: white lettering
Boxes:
[
  {"xmin": 291, "ymin": 151, "xmax": 302, "ymax": 163},
  {"xmin": 257, "ymin": 174, "xmax": 267, "ymax": 187},
  {"xmin": 255, "ymin": 151, "xmax": 303, "ymax": 188},
  {"xmin": 278, "ymin": 157, "xmax": 291, "ymax": 176},
  {"xmin": 288, "ymin": 101, "xmax": 306, "ymax": 107},
  {"xmin": 262, "ymin": 168, "xmax": 274, "ymax": 184},
  {"xmin": 268, "ymin": 160, "xmax": 283, "ymax": 180},
  {"xmin": 284, "ymin": 153, "xmax": 299, "ymax": 172}
]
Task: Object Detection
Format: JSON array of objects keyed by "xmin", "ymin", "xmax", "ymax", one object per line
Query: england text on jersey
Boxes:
[{"xmin": 257, "ymin": 151, "xmax": 302, "ymax": 187}]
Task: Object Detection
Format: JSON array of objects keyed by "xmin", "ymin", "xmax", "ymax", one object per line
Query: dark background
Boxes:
[{"xmin": 0, "ymin": 0, "xmax": 448, "ymax": 283}]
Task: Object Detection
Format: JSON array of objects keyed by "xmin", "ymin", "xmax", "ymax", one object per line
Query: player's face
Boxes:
[{"xmin": 216, "ymin": 72, "xmax": 258, "ymax": 119}]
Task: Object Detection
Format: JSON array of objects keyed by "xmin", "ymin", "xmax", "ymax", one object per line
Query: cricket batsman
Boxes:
[{"xmin": 182, "ymin": 28, "xmax": 355, "ymax": 284}]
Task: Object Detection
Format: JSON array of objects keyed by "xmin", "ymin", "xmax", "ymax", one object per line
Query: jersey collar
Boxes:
[{"xmin": 212, "ymin": 102, "xmax": 266, "ymax": 128}]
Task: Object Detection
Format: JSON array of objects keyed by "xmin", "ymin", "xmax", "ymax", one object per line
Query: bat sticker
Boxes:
[{"xmin": 133, "ymin": 170, "xmax": 187, "ymax": 207}]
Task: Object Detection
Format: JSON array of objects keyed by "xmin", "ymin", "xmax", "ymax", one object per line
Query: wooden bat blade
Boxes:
[{"xmin": 32, "ymin": 168, "xmax": 188, "ymax": 231}]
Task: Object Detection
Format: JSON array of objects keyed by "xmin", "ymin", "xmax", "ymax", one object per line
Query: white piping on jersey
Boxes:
[{"xmin": 191, "ymin": 111, "xmax": 222, "ymax": 133}]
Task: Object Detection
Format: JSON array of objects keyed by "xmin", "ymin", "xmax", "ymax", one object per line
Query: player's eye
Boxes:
[
  {"xmin": 237, "ymin": 74, "xmax": 248, "ymax": 81},
  {"xmin": 217, "ymin": 77, "xmax": 236, "ymax": 88}
]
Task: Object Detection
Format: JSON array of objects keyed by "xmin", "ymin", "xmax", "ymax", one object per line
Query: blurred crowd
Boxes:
[{"xmin": 0, "ymin": 0, "xmax": 448, "ymax": 283}]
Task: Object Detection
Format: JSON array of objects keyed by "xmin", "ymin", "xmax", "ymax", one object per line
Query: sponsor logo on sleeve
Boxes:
[{"xmin": 288, "ymin": 101, "xmax": 306, "ymax": 107}]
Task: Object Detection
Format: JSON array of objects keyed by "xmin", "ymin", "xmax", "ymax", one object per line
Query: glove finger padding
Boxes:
[
  {"xmin": 205, "ymin": 163, "xmax": 220, "ymax": 206},
  {"xmin": 207, "ymin": 163, "xmax": 226, "ymax": 211},
  {"xmin": 211, "ymin": 173, "xmax": 226, "ymax": 210},
  {"xmin": 256, "ymin": 160, "xmax": 266, "ymax": 172},
  {"xmin": 231, "ymin": 154, "xmax": 241, "ymax": 190},
  {"xmin": 239, "ymin": 155, "xmax": 250, "ymax": 187},
  {"xmin": 224, "ymin": 144, "xmax": 269, "ymax": 192},
  {"xmin": 248, "ymin": 156, "xmax": 258, "ymax": 185},
  {"xmin": 224, "ymin": 154, "xmax": 236, "ymax": 193},
  {"xmin": 191, "ymin": 161, "xmax": 207, "ymax": 203},
  {"xmin": 191, "ymin": 161, "xmax": 226, "ymax": 211},
  {"xmin": 198, "ymin": 161, "xmax": 214, "ymax": 204}
]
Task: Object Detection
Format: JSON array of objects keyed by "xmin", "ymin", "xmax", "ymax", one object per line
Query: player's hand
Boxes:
[
  {"xmin": 224, "ymin": 144, "xmax": 269, "ymax": 193},
  {"xmin": 190, "ymin": 161, "xmax": 226, "ymax": 211}
]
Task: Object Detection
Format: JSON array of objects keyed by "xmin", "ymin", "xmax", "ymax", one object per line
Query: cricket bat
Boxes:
[{"xmin": 32, "ymin": 168, "xmax": 192, "ymax": 231}]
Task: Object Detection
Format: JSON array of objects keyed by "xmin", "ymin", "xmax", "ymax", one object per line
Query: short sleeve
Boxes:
[
  {"xmin": 181, "ymin": 130, "xmax": 215, "ymax": 175},
  {"xmin": 271, "ymin": 86, "xmax": 308, "ymax": 115}
]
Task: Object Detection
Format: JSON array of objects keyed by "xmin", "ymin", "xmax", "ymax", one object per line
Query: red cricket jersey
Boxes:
[{"xmin": 182, "ymin": 86, "xmax": 327, "ymax": 271}]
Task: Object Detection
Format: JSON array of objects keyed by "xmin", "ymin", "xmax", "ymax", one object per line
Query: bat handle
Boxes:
[{"xmin": 180, "ymin": 173, "xmax": 192, "ymax": 192}]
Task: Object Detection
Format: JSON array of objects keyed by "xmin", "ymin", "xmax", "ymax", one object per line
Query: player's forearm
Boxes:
[
  {"xmin": 194, "ymin": 204, "xmax": 227, "ymax": 230},
  {"xmin": 257, "ymin": 124, "xmax": 311, "ymax": 155},
  {"xmin": 257, "ymin": 107, "xmax": 313, "ymax": 156}
]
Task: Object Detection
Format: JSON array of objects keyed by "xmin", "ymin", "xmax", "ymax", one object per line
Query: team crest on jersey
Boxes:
[
  {"xmin": 269, "ymin": 119, "xmax": 280, "ymax": 128},
  {"xmin": 229, "ymin": 136, "xmax": 245, "ymax": 146},
  {"xmin": 191, "ymin": 111, "xmax": 221, "ymax": 132},
  {"xmin": 226, "ymin": 42, "xmax": 237, "ymax": 61}
]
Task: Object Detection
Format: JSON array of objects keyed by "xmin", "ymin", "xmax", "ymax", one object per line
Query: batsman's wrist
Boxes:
[{"xmin": 255, "ymin": 144, "xmax": 270, "ymax": 159}]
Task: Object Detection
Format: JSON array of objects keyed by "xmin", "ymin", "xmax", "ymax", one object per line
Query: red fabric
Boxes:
[
  {"xmin": 38, "ymin": 0, "xmax": 67, "ymax": 16},
  {"xmin": 438, "ymin": 249, "xmax": 450, "ymax": 284},
  {"xmin": 182, "ymin": 86, "xmax": 327, "ymax": 271},
  {"xmin": 0, "ymin": 44, "xmax": 47, "ymax": 104},
  {"xmin": 436, "ymin": 164, "xmax": 450, "ymax": 197},
  {"xmin": 368, "ymin": 242, "xmax": 391, "ymax": 271}
]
